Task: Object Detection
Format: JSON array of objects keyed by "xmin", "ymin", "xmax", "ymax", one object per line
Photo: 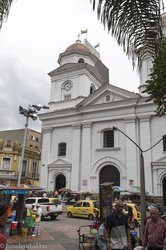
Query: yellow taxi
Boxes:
[
  {"xmin": 49, "ymin": 197, "xmax": 62, "ymax": 205},
  {"xmin": 113, "ymin": 202, "xmax": 140, "ymax": 226},
  {"xmin": 66, "ymin": 200, "xmax": 100, "ymax": 220},
  {"xmin": 124, "ymin": 203, "xmax": 141, "ymax": 226}
]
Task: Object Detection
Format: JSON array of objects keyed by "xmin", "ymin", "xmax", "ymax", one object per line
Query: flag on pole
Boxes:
[
  {"xmin": 94, "ymin": 42, "xmax": 100, "ymax": 48},
  {"xmin": 81, "ymin": 29, "xmax": 88, "ymax": 34}
]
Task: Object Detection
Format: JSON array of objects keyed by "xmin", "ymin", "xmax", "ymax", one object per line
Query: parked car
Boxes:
[
  {"xmin": 147, "ymin": 203, "xmax": 158, "ymax": 211},
  {"xmin": 124, "ymin": 203, "xmax": 141, "ymax": 226},
  {"xmin": 160, "ymin": 207, "xmax": 166, "ymax": 220},
  {"xmin": 25, "ymin": 197, "xmax": 63, "ymax": 220},
  {"xmin": 66, "ymin": 200, "xmax": 100, "ymax": 220},
  {"xmin": 49, "ymin": 197, "xmax": 62, "ymax": 205}
]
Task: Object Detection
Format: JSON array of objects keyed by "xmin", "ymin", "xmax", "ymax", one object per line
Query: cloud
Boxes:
[{"xmin": 0, "ymin": 53, "xmax": 50, "ymax": 131}]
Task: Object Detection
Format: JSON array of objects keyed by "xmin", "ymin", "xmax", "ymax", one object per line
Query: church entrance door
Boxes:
[
  {"xmin": 99, "ymin": 165, "xmax": 120, "ymax": 186},
  {"xmin": 55, "ymin": 174, "xmax": 66, "ymax": 191}
]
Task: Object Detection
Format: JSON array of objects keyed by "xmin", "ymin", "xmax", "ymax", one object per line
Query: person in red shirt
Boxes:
[
  {"xmin": 0, "ymin": 233, "xmax": 6, "ymax": 250},
  {"xmin": 142, "ymin": 207, "xmax": 166, "ymax": 250}
]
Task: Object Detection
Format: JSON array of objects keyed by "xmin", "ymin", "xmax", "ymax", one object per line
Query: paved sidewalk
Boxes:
[{"xmin": 6, "ymin": 225, "xmax": 79, "ymax": 250}]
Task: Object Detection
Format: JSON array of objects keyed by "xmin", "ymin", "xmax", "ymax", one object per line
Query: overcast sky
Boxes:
[{"xmin": 0, "ymin": 0, "xmax": 141, "ymax": 132}]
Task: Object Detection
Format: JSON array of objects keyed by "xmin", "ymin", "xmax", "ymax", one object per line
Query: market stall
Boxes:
[{"xmin": 0, "ymin": 185, "xmax": 44, "ymax": 236}]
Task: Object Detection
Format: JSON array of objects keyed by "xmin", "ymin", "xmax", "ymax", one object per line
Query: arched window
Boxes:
[
  {"xmin": 58, "ymin": 142, "xmax": 67, "ymax": 156},
  {"xmin": 104, "ymin": 93, "xmax": 113, "ymax": 102},
  {"xmin": 103, "ymin": 130, "xmax": 114, "ymax": 147},
  {"xmin": 78, "ymin": 58, "xmax": 85, "ymax": 63},
  {"xmin": 105, "ymin": 95, "xmax": 110, "ymax": 102}
]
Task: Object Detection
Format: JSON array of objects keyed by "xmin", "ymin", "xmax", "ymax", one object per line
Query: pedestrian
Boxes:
[
  {"xmin": 106, "ymin": 200, "xmax": 132, "ymax": 250},
  {"xmin": 142, "ymin": 207, "xmax": 166, "ymax": 250},
  {"xmin": 127, "ymin": 206, "xmax": 135, "ymax": 227},
  {"xmin": 98, "ymin": 217, "xmax": 109, "ymax": 250},
  {"xmin": 32, "ymin": 204, "xmax": 42, "ymax": 236},
  {"xmin": 24, "ymin": 205, "xmax": 36, "ymax": 236},
  {"xmin": 164, "ymin": 238, "xmax": 166, "ymax": 250},
  {"xmin": 93, "ymin": 210, "xmax": 100, "ymax": 230},
  {"xmin": 0, "ymin": 205, "xmax": 7, "ymax": 235},
  {"xmin": 0, "ymin": 233, "xmax": 6, "ymax": 250}
]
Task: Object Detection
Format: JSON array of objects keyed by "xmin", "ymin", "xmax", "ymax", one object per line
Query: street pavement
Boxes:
[{"xmin": 6, "ymin": 212, "xmax": 93, "ymax": 250}]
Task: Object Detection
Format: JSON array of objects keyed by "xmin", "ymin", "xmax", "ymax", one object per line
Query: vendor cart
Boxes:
[{"xmin": 77, "ymin": 225, "xmax": 97, "ymax": 250}]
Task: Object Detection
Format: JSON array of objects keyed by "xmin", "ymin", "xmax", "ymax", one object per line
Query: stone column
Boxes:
[
  {"xmin": 39, "ymin": 128, "xmax": 52, "ymax": 189},
  {"xmin": 80, "ymin": 122, "xmax": 92, "ymax": 191},
  {"xmin": 139, "ymin": 116, "xmax": 152, "ymax": 194},
  {"xmin": 71, "ymin": 123, "xmax": 81, "ymax": 191},
  {"xmin": 125, "ymin": 118, "xmax": 138, "ymax": 187},
  {"xmin": 152, "ymin": 166, "xmax": 158, "ymax": 195}
]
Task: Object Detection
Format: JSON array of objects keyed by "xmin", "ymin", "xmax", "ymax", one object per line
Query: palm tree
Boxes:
[
  {"xmin": 91, "ymin": 0, "xmax": 165, "ymax": 69},
  {"xmin": 0, "ymin": 0, "xmax": 13, "ymax": 29},
  {"xmin": 1, "ymin": 0, "xmax": 164, "ymax": 67}
]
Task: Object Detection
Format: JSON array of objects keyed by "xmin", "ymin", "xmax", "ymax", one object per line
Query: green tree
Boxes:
[
  {"xmin": 91, "ymin": 0, "xmax": 164, "ymax": 69},
  {"xmin": 0, "ymin": 0, "xmax": 13, "ymax": 29},
  {"xmin": 91, "ymin": 0, "xmax": 166, "ymax": 114},
  {"xmin": 143, "ymin": 38, "xmax": 166, "ymax": 116}
]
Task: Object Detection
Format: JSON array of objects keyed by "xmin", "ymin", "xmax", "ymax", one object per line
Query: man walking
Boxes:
[
  {"xmin": 106, "ymin": 200, "xmax": 132, "ymax": 250},
  {"xmin": 142, "ymin": 207, "xmax": 166, "ymax": 250}
]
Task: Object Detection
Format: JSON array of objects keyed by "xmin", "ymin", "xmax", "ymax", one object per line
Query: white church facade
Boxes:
[{"xmin": 39, "ymin": 38, "xmax": 166, "ymax": 201}]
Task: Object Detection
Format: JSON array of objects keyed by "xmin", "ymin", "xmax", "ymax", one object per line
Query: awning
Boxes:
[
  {"xmin": 0, "ymin": 185, "xmax": 44, "ymax": 195},
  {"xmin": 1, "ymin": 189, "xmax": 29, "ymax": 195}
]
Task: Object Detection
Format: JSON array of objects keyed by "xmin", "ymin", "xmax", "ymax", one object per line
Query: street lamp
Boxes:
[
  {"xmin": 113, "ymin": 126, "xmax": 146, "ymax": 237},
  {"xmin": 17, "ymin": 104, "xmax": 49, "ymax": 186}
]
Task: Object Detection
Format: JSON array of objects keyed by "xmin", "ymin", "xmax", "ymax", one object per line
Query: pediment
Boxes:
[
  {"xmin": 48, "ymin": 158, "xmax": 71, "ymax": 167},
  {"xmin": 77, "ymin": 83, "xmax": 140, "ymax": 107},
  {"xmin": 152, "ymin": 156, "xmax": 166, "ymax": 165}
]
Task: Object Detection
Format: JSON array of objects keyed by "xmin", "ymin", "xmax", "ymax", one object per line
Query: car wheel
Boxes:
[
  {"xmin": 88, "ymin": 214, "xmax": 94, "ymax": 220},
  {"xmin": 50, "ymin": 214, "xmax": 57, "ymax": 220},
  {"xmin": 67, "ymin": 211, "xmax": 72, "ymax": 218}
]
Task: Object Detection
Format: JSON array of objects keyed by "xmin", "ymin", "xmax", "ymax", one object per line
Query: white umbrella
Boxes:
[{"xmin": 112, "ymin": 186, "xmax": 126, "ymax": 192}]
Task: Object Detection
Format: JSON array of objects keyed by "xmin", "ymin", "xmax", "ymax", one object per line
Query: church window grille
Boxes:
[
  {"xmin": 103, "ymin": 130, "xmax": 114, "ymax": 147},
  {"xmin": 163, "ymin": 135, "xmax": 166, "ymax": 151},
  {"xmin": 58, "ymin": 142, "xmax": 67, "ymax": 156}
]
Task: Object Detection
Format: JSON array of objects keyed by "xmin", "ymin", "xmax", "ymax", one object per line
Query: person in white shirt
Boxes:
[{"xmin": 32, "ymin": 205, "xmax": 42, "ymax": 236}]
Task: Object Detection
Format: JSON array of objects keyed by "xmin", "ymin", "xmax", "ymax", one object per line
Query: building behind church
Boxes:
[{"xmin": 0, "ymin": 129, "xmax": 41, "ymax": 186}]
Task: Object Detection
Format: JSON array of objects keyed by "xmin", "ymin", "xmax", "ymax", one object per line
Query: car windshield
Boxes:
[
  {"xmin": 134, "ymin": 205, "xmax": 140, "ymax": 211},
  {"xmin": 25, "ymin": 199, "xmax": 36, "ymax": 204},
  {"xmin": 38, "ymin": 198, "xmax": 49, "ymax": 203},
  {"xmin": 52, "ymin": 199, "xmax": 61, "ymax": 205}
]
